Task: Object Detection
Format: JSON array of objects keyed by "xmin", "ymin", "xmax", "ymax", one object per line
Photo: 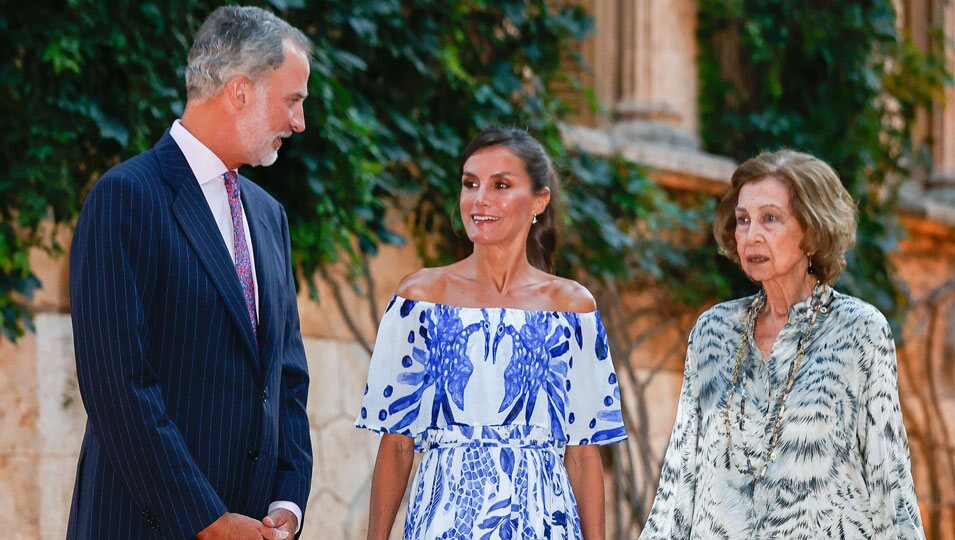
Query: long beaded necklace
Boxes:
[{"xmin": 720, "ymin": 285, "xmax": 825, "ymax": 481}]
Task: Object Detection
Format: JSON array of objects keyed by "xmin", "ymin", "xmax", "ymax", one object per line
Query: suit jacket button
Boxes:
[{"xmin": 247, "ymin": 450, "xmax": 259, "ymax": 462}]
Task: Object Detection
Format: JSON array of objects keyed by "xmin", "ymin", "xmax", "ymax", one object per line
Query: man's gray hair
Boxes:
[{"xmin": 185, "ymin": 6, "xmax": 312, "ymax": 101}]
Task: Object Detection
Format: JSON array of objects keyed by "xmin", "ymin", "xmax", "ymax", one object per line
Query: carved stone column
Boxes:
[
  {"xmin": 563, "ymin": 0, "xmax": 737, "ymax": 193},
  {"xmin": 929, "ymin": 0, "xmax": 955, "ymax": 203},
  {"xmin": 608, "ymin": 0, "xmax": 701, "ymax": 149}
]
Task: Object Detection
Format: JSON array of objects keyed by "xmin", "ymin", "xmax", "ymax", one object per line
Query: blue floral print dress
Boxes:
[{"xmin": 356, "ymin": 296, "xmax": 628, "ymax": 539}]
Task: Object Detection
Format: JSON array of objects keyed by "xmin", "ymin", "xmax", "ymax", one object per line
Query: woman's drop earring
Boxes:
[{"xmin": 532, "ymin": 214, "xmax": 538, "ymax": 224}]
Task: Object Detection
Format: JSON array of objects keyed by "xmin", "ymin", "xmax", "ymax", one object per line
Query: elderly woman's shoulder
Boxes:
[
  {"xmin": 692, "ymin": 294, "xmax": 758, "ymax": 330},
  {"xmin": 828, "ymin": 290, "xmax": 892, "ymax": 332}
]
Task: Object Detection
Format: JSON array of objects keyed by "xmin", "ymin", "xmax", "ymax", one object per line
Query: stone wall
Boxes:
[
  {"xmin": 0, "ymin": 318, "xmax": 387, "ymax": 540},
  {"xmin": 893, "ymin": 216, "xmax": 955, "ymax": 540},
  {"xmin": 3, "ymin": 205, "xmax": 953, "ymax": 539},
  {"xmin": 3, "ymin": 1, "xmax": 955, "ymax": 537},
  {"xmin": 2, "ymin": 142, "xmax": 953, "ymax": 540},
  {"xmin": 0, "ymin": 229, "xmax": 424, "ymax": 540}
]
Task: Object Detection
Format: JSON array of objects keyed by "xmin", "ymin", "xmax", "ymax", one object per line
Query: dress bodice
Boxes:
[{"xmin": 356, "ymin": 295, "xmax": 627, "ymax": 451}]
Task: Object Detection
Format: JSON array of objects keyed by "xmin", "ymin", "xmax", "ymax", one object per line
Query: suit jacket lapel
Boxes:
[
  {"xmin": 155, "ymin": 132, "xmax": 260, "ymax": 364},
  {"xmin": 241, "ymin": 183, "xmax": 278, "ymax": 377}
]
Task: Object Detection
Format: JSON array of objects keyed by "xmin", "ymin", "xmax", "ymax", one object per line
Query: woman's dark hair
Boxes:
[{"xmin": 460, "ymin": 126, "xmax": 561, "ymax": 273}]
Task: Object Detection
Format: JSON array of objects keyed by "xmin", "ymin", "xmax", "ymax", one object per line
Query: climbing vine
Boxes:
[
  {"xmin": 0, "ymin": 0, "xmax": 718, "ymax": 341},
  {"xmin": 698, "ymin": 0, "xmax": 950, "ymax": 329}
]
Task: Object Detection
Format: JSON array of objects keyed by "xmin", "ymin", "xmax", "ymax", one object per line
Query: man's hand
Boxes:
[
  {"xmin": 262, "ymin": 508, "xmax": 298, "ymax": 538},
  {"xmin": 196, "ymin": 512, "xmax": 290, "ymax": 540}
]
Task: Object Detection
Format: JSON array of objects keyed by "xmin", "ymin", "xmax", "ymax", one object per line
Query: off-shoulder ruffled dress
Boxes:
[{"xmin": 356, "ymin": 296, "xmax": 628, "ymax": 539}]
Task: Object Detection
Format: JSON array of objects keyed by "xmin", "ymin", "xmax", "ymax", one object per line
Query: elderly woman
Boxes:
[
  {"xmin": 356, "ymin": 127, "xmax": 627, "ymax": 539},
  {"xmin": 640, "ymin": 150, "xmax": 924, "ymax": 539}
]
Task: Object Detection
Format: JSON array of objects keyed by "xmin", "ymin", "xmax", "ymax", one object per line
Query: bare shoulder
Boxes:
[
  {"xmin": 543, "ymin": 276, "xmax": 597, "ymax": 313},
  {"xmin": 395, "ymin": 266, "xmax": 454, "ymax": 301}
]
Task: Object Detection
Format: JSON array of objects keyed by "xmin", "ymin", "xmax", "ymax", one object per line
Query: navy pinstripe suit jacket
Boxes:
[{"xmin": 67, "ymin": 132, "xmax": 312, "ymax": 539}]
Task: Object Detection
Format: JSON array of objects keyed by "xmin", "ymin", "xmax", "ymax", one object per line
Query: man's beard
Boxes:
[{"xmin": 237, "ymin": 91, "xmax": 283, "ymax": 167}]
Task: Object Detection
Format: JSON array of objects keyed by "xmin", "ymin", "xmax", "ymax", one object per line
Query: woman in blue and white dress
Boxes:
[{"xmin": 356, "ymin": 127, "xmax": 627, "ymax": 540}]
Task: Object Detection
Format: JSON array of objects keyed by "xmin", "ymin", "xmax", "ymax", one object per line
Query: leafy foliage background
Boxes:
[
  {"xmin": 698, "ymin": 0, "xmax": 950, "ymax": 331},
  {"xmin": 2, "ymin": 1, "xmax": 951, "ymax": 536},
  {"xmin": 0, "ymin": 0, "xmax": 722, "ymax": 341}
]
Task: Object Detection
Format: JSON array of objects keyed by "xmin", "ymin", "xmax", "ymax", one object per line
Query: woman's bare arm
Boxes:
[
  {"xmin": 564, "ymin": 444, "xmax": 605, "ymax": 540},
  {"xmin": 366, "ymin": 433, "xmax": 415, "ymax": 540}
]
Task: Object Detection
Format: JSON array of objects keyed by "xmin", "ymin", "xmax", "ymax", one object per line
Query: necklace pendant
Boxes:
[{"xmin": 769, "ymin": 451, "xmax": 777, "ymax": 462}]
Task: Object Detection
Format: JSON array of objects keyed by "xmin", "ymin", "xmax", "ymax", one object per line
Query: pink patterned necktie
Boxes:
[{"xmin": 222, "ymin": 171, "xmax": 258, "ymax": 336}]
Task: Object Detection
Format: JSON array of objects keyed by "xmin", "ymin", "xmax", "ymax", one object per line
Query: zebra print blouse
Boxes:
[{"xmin": 640, "ymin": 285, "xmax": 924, "ymax": 540}]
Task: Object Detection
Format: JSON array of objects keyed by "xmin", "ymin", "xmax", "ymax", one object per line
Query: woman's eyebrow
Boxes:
[{"xmin": 461, "ymin": 170, "xmax": 519, "ymax": 179}]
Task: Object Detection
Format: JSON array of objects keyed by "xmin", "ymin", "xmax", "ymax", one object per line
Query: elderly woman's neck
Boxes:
[{"xmin": 762, "ymin": 273, "xmax": 819, "ymax": 318}]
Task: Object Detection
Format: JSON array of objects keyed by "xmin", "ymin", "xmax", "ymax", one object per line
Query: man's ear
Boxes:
[{"xmin": 223, "ymin": 75, "xmax": 253, "ymax": 111}]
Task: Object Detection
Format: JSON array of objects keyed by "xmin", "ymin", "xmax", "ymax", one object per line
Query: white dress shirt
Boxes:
[
  {"xmin": 169, "ymin": 120, "xmax": 302, "ymax": 532},
  {"xmin": 170, "ymin": 120, "xmax": 259, "ymax": 315}
]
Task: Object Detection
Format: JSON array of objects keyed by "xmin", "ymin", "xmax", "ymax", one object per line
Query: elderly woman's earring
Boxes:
[
  {"xmin": 807, "ymin": 254, "xmax": 815, "ymax": 275},
  {"xmin": 532, "ymin": 214, "xmax": 538, "ymax": 224}
]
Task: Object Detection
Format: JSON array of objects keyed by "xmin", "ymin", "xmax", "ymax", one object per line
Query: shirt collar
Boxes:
[
  {"xmin": 750, "ymin": 281, "xmax": 834, "ymax": 321},
  {"xmin": 169, "ymin": 119, "xmax": 232, "ymax": 185}
]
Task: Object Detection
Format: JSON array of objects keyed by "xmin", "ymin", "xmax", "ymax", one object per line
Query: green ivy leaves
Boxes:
[
  {"xmin": 10, "ymin": 0, "xmax": 932, "ymax": 341},
  {"xmin": 698, "ymin": 0, "xmax": 949, "ymax": 331}
]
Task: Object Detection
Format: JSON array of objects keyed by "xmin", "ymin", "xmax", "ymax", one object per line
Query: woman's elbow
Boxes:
[
  {"xmin": 379, "ymin": 433, "xmax": 415, "ymax": 462},
  {"xmin": 565, "ymin": 445, "xmax": 603, "ymax": 472}
]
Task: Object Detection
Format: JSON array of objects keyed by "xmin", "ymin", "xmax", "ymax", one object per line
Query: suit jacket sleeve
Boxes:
[
  {"xmin": 271, "ymin": 207, "xmax": 313, "ymax": 524},
  {"xmin": 70, "ymin": 174, "xmax": 227, "ymax": 539}
]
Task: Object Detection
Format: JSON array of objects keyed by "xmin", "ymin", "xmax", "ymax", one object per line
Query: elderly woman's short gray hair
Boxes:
[
  {"xmin": 713, "ymin": 149, "xmax": 858, "ymax": 285},
  {"xmin": 185, "ymin": 6, "xmax": 312, "ymax": 101}
]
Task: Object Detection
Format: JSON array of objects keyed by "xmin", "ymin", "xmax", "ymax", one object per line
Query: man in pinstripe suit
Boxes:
[{"xmin": 67, "ymin": 7, "xmax": 313, "ymax": 539}]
